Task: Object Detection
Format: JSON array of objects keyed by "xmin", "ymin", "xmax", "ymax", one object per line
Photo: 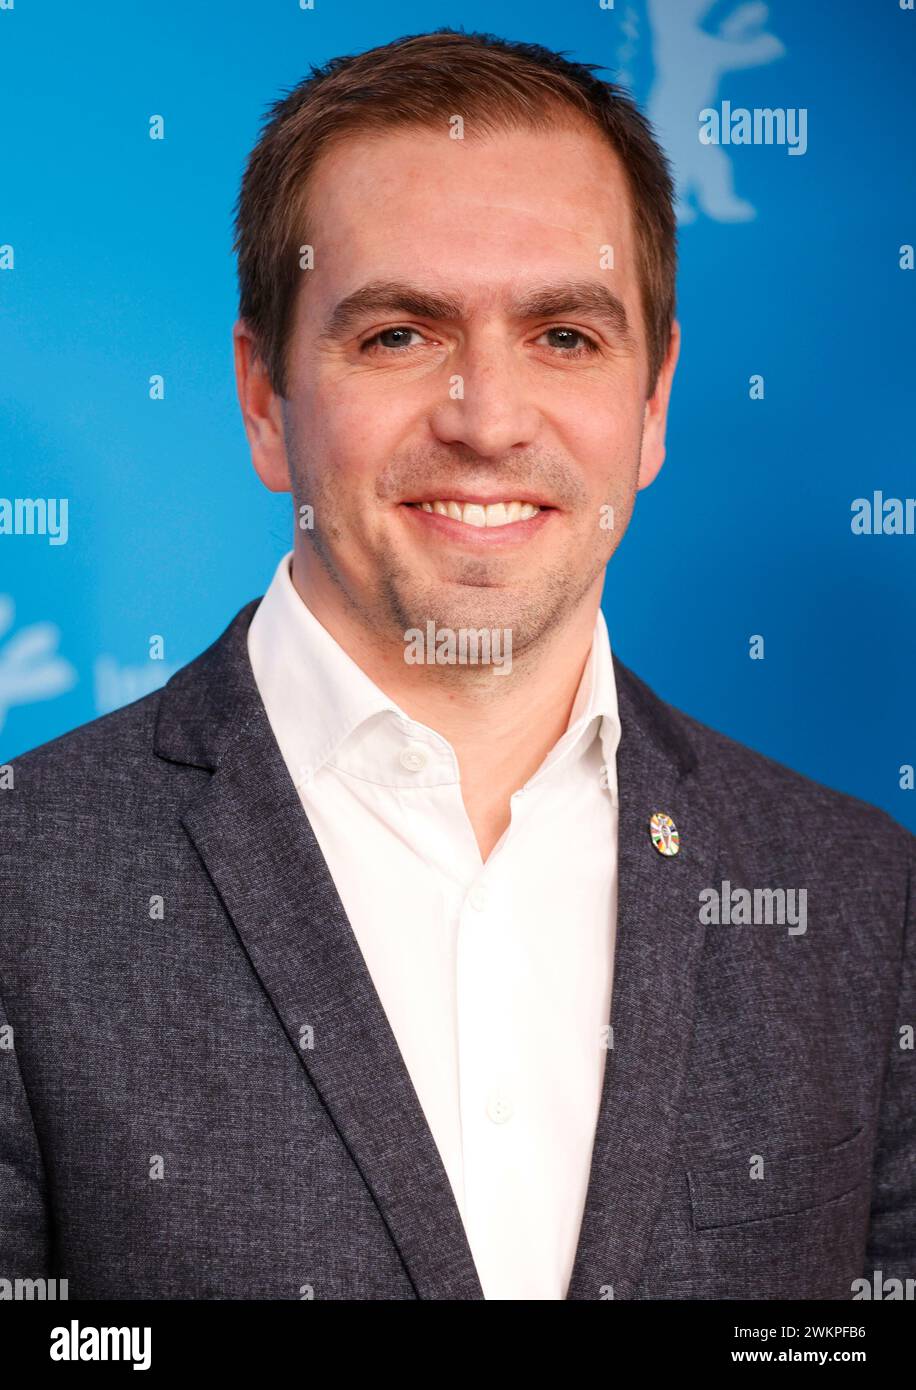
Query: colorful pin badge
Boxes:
[{"xmin": 649, "ymin": 811, "xmax": 680, "ymax": 856}]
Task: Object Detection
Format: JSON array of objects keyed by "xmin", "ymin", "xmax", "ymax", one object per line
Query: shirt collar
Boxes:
[
  {"xmin": 247, "ymin": 551, "xmax": 620, "ymax": 801},
  {"xmin": 532, "ymin": 604, "xmax": 620, "ymax": 802},
  {"xmin": 247, "ymin": 552, "xmax": 407, "ymax": 791}
]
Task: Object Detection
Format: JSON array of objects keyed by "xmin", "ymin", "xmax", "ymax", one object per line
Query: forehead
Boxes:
[{"xmin": 301, "ymin": 121, "xmax": 640, "ymax": 309}]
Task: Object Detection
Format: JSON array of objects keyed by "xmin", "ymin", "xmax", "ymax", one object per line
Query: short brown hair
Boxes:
[{"xmin": 233, "ymin": 29, "xmax": 677, "ymax": 399}]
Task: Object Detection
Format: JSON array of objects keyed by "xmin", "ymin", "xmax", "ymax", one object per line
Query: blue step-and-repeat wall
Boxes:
[{"xmin": 2, "ymin": 0, "xmax": 914, "ymax": 830}]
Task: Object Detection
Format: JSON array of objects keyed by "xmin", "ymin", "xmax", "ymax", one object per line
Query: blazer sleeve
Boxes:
[
  {"xmin": 0, "ymin": 976, "xmax": 50, "ymax": 1280},
  {"xmin": 864, "ymin": 828, "xmax": 916, "ymax": 1276}
]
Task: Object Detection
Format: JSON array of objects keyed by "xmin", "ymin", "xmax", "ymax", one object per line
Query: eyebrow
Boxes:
[{"xmin": 319, "ymin": 278, "xmax": 635, "ymax": 346}]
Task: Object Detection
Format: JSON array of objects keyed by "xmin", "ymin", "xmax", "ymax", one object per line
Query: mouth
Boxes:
[{"xmin": 401, "ymin": 497, "xmax": 556, "ymax": 540}]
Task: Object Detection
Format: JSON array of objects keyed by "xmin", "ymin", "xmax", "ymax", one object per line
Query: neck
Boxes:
[{"xmin": 289, "ymin": 548, "xmax": 603, "ymax": 861}]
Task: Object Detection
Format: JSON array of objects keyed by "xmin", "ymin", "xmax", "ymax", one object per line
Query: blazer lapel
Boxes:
[
  {"xmin": 155, "ymin": 602, "xmax": 485, "ymax": 1300},
  {"xmin": 566, "ymin": 658, "xmax": 722, "ymax": 1300}
]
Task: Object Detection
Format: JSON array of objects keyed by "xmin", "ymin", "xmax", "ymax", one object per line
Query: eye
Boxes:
[
  {"xmin": 358, "ymin": 324, "xmax": 602, "ymax": 357},
  {"xmin": 359, "ymin": 327, "xmax": 427, "ymax": 353},
  {"xmin": 537, "ymin": 326, "xmax": 601, "ymax": 357}
]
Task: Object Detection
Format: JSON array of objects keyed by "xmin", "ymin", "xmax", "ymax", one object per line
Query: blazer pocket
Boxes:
[{"xmin": 687, "ymin": 1126, "xmax": 869, "ymax": 1232}]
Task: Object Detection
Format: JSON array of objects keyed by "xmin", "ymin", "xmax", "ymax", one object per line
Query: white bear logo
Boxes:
[
  {"xmin": 647, "ymin": 0, "xmax": 786, "ymax": 223},
  {"xmin": 0, "ymin": 595, "xmax": 77, "ymax": 734}
]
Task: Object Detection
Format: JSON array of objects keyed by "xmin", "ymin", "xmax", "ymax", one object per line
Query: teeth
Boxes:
[{"xmin": 413, "ymin": 500, "xmax": 542, "ymax": 527}]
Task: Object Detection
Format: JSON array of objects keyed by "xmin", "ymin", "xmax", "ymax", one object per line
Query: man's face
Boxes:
[{"xmin": 248, "ymin": 121, "xmax": 678, "ymax": 659}]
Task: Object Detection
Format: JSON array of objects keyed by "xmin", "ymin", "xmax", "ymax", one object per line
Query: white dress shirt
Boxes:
[{"xmin": 247, "ymin": 552, "xmax": 621, "ymax": 1300}]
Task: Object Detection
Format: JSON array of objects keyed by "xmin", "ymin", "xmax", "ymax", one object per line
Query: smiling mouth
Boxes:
[{"xmin": 405, "ymin": 499, "xmax": 549, "ymax": 529}]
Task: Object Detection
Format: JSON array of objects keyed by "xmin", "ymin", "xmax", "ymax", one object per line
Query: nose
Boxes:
[{"xmin": 428, "ymin": 340, "xmax": 541, "ymax": 459}]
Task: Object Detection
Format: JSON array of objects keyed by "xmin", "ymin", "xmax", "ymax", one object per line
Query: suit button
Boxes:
[{"xmin": 486, "ymin": 1091, "xmax": 513, "ymax": 1124}]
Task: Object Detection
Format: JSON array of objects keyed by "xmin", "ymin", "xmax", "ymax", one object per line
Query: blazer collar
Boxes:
[
  {"xmin": 155, "ymin": 599, "xmax": 486, "ymax": 1298},
  {"xmin": 155, "ymin": 599, "xmax": 721, "ymax": 1300},
  {"xmin": 564, "ymin": 660, "xmax": 720, "ymax": 1299}
]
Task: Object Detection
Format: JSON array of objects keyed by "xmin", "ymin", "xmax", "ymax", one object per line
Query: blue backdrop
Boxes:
[{"xmin": 2, "ymin": 0, "xmax": 914, "ymax": 831}]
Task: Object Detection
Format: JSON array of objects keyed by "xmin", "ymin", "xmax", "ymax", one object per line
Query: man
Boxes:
[{"xmin": 1, "ymin": 30, "xmax": 912, "ymax": 1301}]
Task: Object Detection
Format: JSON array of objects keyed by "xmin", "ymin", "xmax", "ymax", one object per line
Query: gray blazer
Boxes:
[{"xmin": 1, "ymin": 598, "xmax": 913, "ymax": 1300}]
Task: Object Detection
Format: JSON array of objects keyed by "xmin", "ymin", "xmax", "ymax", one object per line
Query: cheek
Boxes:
[
  {"xmin": 312, "ymin": 381, "xmax": 404, "ymax": 490},
  {"xmin": 285, "ymin": 401, "xmax": 374, "ymax": 517},
  {"xmin": 566, "ymin": 414, "xmax": 642, "ymax": 548},
  {"xmin": 301, "ymin": 413, "xmax": 395, "ymax": 559},
  {"xmin": 575, "ymin": 423, "xmax": 643, "ymax": 505},
  {"xmin": 563, "ymin": 385, "xmax": 643, "ymax": 461}
]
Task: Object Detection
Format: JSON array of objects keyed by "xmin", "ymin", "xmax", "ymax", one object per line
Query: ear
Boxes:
[
  {"xmin": 637, "ymin": 319, "xmax": 681, "ymax": 492},
  {"xmin": 232, "ymin": 319, "xmax": 291, "ymax": 493}
]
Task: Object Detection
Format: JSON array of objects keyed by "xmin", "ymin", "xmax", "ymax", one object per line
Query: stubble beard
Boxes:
[{"xmin": 289, "ymin": 441, "xmax": 628, "ymax": 676}]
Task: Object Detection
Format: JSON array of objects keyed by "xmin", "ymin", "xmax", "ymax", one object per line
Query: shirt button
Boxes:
[
  {"xmin": 399, "ymin": 744, "xmax": 429, "ymax": 772},
  {"xmin": 468, "ymin": 883, "xmax": 488, "ymax": 911},
  {"xmin": 486, "ymin": 1091, "xmax": 514, "ymax": 1124}
]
